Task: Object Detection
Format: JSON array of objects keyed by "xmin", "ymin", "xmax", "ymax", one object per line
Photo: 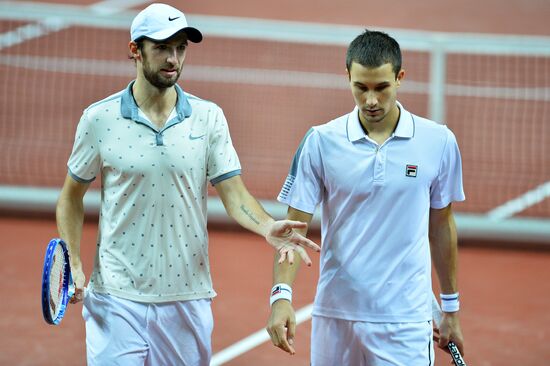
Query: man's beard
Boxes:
[{"xmin": 142, "ymin": 56, "xmax": 181, "ymax": 89}]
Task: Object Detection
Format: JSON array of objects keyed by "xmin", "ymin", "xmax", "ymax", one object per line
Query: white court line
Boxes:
[
  {"xmin": 487, "ymin": 181, "xmax": 550, "ymax": 220},
  {"xmin": 0, "ymin": 0, "xmax": 150, "ymax": 51},
  {"xmin": 0, "ymin": 17, "xmax": 68, "ymax": 50},
  {"xmin": 210, "ymin": 303, "xmax": 314, "ymax": 366}
]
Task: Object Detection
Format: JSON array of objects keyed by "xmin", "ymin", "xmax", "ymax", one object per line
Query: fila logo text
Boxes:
[{"xmin": 406, "ymin": 164, "xmax": 418, "ymax": 177}]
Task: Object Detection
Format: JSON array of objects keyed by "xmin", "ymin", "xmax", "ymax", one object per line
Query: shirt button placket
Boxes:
[{"xmin": 374, "ymin": 145, "xmax": 385, "ymax": 184}]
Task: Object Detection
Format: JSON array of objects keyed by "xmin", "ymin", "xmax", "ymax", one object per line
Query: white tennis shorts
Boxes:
[
  {"xmin": 311, "ymin": 315, "xmax": 434, "ymax": 366},
  {"xmin": 82, "ymin": 291, "xmax": 213, "ymax": 366}
]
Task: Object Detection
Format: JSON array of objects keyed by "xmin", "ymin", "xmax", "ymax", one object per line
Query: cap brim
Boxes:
[
  {"xmin": 144, "ymin": 26, "xmax": 202, "ymax": 43},
  {"xmin": 183, "ymin": 27, "xmax": 202, "ymax": 43}
]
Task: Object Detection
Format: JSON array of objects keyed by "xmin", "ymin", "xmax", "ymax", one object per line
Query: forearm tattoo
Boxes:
[{"xmin": 240, "ymin": 204, "xmax": 260, "ymax": 225}]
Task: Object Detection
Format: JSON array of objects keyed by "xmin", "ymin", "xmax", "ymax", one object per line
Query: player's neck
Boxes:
[
  {"xmin": 132, "ymin": 79, "xmax": 177, "ymax": 129},
  {"xmin": 133, "ymin": 79, "xmax": 176, "ymax": 109},
  {"xmin": 360, "ymin": 105, "xmax": 400, "ymax": 145}
]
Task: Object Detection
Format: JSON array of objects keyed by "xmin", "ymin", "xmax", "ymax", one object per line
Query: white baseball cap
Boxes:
[{"xmin": 130, "ymin": 3, "xmax": 202, "ymax": 43}]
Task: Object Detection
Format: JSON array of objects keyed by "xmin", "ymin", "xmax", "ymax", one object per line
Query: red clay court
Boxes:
[{"xmin": 1, "ymin": 218, "xmax": 549, "ymax": 365}]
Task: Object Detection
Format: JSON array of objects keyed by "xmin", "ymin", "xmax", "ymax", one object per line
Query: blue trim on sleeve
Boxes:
[
  {"xmin": 68, "ymin": 169, "xmax": 95, "ymax": 183},
  {"xmin": 210, "ymin": 169, "xmax": 241, "ymax": 186}
]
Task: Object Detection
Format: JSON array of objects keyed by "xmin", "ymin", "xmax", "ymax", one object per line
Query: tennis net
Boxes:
[{"xmin": 0, "ymin": 2, "xmax": 549, "ymax": 241}]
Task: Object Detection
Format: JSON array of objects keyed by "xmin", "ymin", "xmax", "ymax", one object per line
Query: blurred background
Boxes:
[{"xmin": 0, "ymin": 0, "xmax": 549, "ymax": 365}]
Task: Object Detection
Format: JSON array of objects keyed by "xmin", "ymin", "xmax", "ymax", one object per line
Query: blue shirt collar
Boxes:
[{"xmin": 120, "ymin": 80, "xmax": 193, "ymax": 127}]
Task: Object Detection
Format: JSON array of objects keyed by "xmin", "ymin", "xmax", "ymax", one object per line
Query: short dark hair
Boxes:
[{"xmin": 346, "ymin": 30, "xmax": 402, "ymax": 78}]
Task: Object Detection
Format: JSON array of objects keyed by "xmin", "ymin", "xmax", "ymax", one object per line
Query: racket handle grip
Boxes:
[{"xmin": 448, "ymin": 342, "xmax": 467, "ymax": 366}]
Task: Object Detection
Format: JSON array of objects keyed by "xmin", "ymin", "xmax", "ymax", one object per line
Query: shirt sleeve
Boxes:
[
  {"xmin": 207, "ymin": 108, "xmax": 241, "ymax": 185},
  {"xmin": 67, "ymin": 110, "xmax": 100, "ymax": 183},
  {"xmin": 277, "ymin": 128, "xmax": 323, "ymax": 214},
  {"xmin": 430, "ymin": 127, "xmax": 466, "ymax": 209}
]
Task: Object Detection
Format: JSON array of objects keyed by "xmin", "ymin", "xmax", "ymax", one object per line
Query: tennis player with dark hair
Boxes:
[
  {"xmin": 267, "ymin": 29, "xmax": 465, "ymax": 365},
  {"xmin": 56, "ymin": 3, "xmax": 319, "ymax": 365}
]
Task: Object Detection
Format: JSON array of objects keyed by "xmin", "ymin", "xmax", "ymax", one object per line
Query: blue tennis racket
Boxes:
[
  {"xmin": 41, "ymin": 238, "xmax": 74, "ymax": 325},
  {"xmin": 431, "ymin": 293, "xmax": 467, "ymax": 366}
]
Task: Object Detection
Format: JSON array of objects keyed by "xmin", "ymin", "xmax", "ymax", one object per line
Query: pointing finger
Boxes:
[{"xmin": 293, "ymin": 236, "xmax": 321, "ymax": 252}]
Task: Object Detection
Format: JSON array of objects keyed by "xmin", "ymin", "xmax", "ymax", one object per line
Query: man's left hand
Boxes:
[{"xmin": 265, "ymin": 220, "xmax": 320, "ymax": 266}]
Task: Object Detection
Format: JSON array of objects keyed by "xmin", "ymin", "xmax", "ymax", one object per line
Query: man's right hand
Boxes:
[
  {"xmin": 69, "ymin": 264, "xmax": 86, "ymax": 304},
  {"xmin": 266, "ymin": 300, "xmax": 297, "ymax": 355}
]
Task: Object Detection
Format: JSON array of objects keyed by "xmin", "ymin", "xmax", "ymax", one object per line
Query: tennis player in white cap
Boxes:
[{"xmin": 56, "ymin": 3, "xmax": 320, "ymax": 365}]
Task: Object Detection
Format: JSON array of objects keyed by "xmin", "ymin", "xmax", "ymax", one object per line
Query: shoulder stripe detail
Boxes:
[{"xmin": 289, "ymin": 128, "xmax": 315, "ymax": 177}]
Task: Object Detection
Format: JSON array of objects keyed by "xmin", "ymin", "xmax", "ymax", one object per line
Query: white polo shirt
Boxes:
[
  {"xmin": 278, "ymin": 103, "xmax": 465, "ymax": 322},
  {"xmin": 68, "ymin": 81, "xmax": 241, "ymax": 302}
]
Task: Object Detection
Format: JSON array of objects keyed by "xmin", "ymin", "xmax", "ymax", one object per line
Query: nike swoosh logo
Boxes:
[
  {"xmin": 168, "ymin": 16, "xmax": 180, "ymax": 21},
  {"xmin": 189, "ymin": 134, "xmax": 205, "ymax": 140}
]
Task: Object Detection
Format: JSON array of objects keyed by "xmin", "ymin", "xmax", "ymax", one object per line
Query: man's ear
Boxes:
[
  {"xmin": 129, "ymin": 41, "xmax": 141, "ymax": 61},
  {"xmin": 396, "ymin": 69, "xmax": 405, "ymax": 86}
]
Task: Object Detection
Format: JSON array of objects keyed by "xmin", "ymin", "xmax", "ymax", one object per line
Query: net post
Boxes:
[{"xmin": 428, "ymin": 42, "xmax": 447, "ymax": 124}]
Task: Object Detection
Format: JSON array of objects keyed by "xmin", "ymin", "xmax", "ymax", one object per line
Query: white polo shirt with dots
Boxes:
[
  {"xmin": 278, "ymin": 103, "xmax": 465, "ymax": 322},
  {"xmin": 68, "ymin": 81, "xmax": 241, "ymax": 303}
]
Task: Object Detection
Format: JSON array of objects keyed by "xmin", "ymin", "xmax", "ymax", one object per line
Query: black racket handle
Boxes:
[{"xmin": 448, "ymin": 341, "xmax": 466, "ymax": 366}]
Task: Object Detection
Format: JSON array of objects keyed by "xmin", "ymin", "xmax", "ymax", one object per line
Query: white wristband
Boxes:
[
  {"xmin": 440, "ymin": 292, "xmax": 460, "ymax": 312},
  {"xmin": 270, "ymin": 283, "xmax": 292, "ymax": 307}
]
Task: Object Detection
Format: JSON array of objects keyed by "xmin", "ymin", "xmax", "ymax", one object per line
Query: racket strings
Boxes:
[{"xmin": 49, "ymin": 246, "xmax": 67, "ymax": 317}]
